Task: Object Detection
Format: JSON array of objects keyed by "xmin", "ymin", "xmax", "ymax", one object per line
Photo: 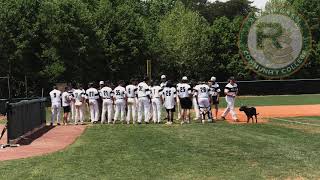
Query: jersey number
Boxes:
[
  {"xmin": 166, "ymin": 90, "xmax": 171, "ymax": 96},
  {"xmin": 103, "ymin": 91, "xmax": 108, "ymax": 96},
  {"xmin": 53, "ymin": 93, "xmax": 57, "ymax": 98},
  {"xmin": 116, "ymin": 90, "xmax": 120, "ymax": 96},
  {"xmin": 89, "ymin": 92, "xmax": 94, "ymax": 97},
  {"xmin": 180, "ymin": 87, "xmax": 186, "ymax": 92},
  {"xmin": 200, "ymin": 87, "xmax": 207, "ymax": 93}
]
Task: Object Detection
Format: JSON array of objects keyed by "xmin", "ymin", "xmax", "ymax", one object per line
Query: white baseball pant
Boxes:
[
  {"xmin": 74, "ymin": 103, "xmax": 84, "ymax": 124},
  {"xmin": 138, "ymin": 97, "xmax": 151, "ymax": 123},
  {"xmin": 152, "ymin": 98, "xmax": 162, "ymax": 123},
  {"xmin": 222, "ymin": 96, "xmax": 237, "ymax": 120},
  {"xmin": 114, "ymin": 99, "xmax": 126, "ymax": 122},
  {"xmin": 192, "ymin": 96, "xmax": 200, "ymax": 120},
  {"xmin": 51, "ymin": 103, "xmax": 61, "ymax": 124},
  {"xmin": 88, "ymin": 99, "xmax": 99, "ymax": 122},
  {"xmin": 101, "ymin": 99, "xmax": 113, "ymax": 123},
  {"xmin": 126, "ymin": 98, "xmax": 136, "ymax": 123}
]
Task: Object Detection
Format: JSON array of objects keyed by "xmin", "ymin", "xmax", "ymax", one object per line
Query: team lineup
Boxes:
[{"xmin": 49, "ymin": 75, "xmax": 239, "ymax": 125}]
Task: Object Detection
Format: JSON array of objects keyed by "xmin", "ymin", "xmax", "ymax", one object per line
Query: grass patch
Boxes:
[{"xmin": 1, "ymin": 120, "xmax": 320, "ymax": 179}]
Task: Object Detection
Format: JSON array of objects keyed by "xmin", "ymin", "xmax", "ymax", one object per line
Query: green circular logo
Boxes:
[{"xmin": 239, "ymin": 7, "xmax": 312, "ymax": 78}]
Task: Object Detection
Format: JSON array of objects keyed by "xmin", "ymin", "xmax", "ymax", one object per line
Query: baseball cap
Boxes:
[
  {"xmin": 182, "ymin": 76, "xmax": 188, "ymax": 81},
  {"xmin": 161, "ymin": 75, "xmax": 166, "ymax": 79},
  {"xmin": 99, "ymin": 81, "xmax": 104, "ymax": 85},
  {"xmin": 210, "ymin": 76, "xmax": 216, "ymax": 82}
]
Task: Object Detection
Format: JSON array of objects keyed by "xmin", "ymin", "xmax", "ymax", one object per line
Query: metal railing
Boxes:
[{"xmin": 6, "ymin": 98, "xmax": 47, "ymax": 144}]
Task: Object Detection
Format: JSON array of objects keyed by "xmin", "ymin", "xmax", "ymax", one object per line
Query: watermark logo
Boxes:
[{"xmin": 239, "ymin": 7, "xmax": 312, "ymax": 78}]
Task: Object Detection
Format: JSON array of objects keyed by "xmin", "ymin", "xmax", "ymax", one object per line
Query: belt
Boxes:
[
  {"xmin": 138, "ymin": 96, "xmax": 148, "ymax": 98},
  {"xmin": 152, "ymin": 97, "xmax": 160, "ymax": 99},
  {"xmin": 127, "ymin": 96, "xmax": 135, "ymax": 98},
  {"xmin": 103, "ymin": 97, "xmax": 111, "ymax": 99}
]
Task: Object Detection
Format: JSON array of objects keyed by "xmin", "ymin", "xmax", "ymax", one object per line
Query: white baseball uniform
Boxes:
[
  {"xmin": 113, "ymin": 86, "xmax": 126, "ymax": 122},
  {"xmin": 192, "ymin": 85, "xmax": 200, "ymax": 120},
  {"xmin": 126, "ymin": 85, "xmax": 137, "ymax": 123},
  {"xmin": 73, "ymin": 89, "xmax": 86, "ymax": 124},
  {"xmin": 86, "ymin": 87, "xmax": 100, "ymax": 122},
  {"xmin": 62, "ymin": 91, "xmax": 71, "ymax": 107},
  {"xmin": 162, "ymin": 87, "xmax": 176, "ymax": 110},
  {"xmin": 68, "ymin": 88, "xmax": 75, "ymax": 121},
  {"xmin": 151, "ymin": 85, "xmax": 163, "ymax": 123},
  {"xmin": 99, "ymin": 86, "xmax": 114, "ymax": 123},
  {"xmin": 137, "ymin": 81, "xmax": 151, "ymax": 123},
  {"xmin": 175, "ymin": 83, "xmax": 181, "ymax": 119},
  {"xmin": 194, "ymin": 84, "xmax": 212, "ymax": 120},
  {"xmin": 222, "ymin": 83, "xmax": 238, "ymax": 120},
  {"xmin": 49, "ymin": 89, "xmax": 62, "ymax": 124}
]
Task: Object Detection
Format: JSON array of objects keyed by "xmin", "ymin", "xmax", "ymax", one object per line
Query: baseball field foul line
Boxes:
[{"xmin": 271, "ymin": 118, "xmax": 320, "ymax": 127}]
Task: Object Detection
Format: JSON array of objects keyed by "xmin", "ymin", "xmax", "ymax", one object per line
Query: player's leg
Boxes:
[
  {"xmin": 71, "ymin": 102, "xmax": 75, "ymax": 121},
  {"xmin": 214, "ymin": 104, "xmax": 219, "ymax": 120},
  {"xmin": 229, "ymin": 98, "xmax": 238, "ymax": 121},
  {"xmin": 192, "ymin": 97, "xmax": 200, "ymax": 120},
  {"xmin": 132, "ymin": 99, "xmax": 137, "ymax": 124},
  {"xmin": 101, "ymin": 100, "xmax": 107, "ymax": 124},
  {"xmin": 152, "ymin": 100, "xmax": 157, "ymax": 123},
  {"xmin": 94, "ymin": 101, "xmax": 99, "ymax": 123},
  {"xmin": 89, "ymin": 102, "xmax": 95, "ymax": 123},
  {"xmin": 144, "ymin": 98, "xmax": 150, "ymax": 123},
  {"xmin": 114, "ymin": 100, "xmax": 120, "ymax": 124},
  {"xmin": 56, "ymin": 105, "xmax": 61, "ymax": 125},
  {"xmin": 126, "ymin": 103, "xmax": 131, "ymax": 123},
  {"xmin": 120, "ymin": 100, "xmax": 125, "ymax": 123},
  {"xmin": 176, "ymin": 97, "xmax": 181, "ymax": 120},
  {"xmin": 221, "ymin": 97, "xmax": 231, "ymax": 119},
  {"xmin": 156, "ymin": 99, "xmax": 161, "ymax": 123},
  {"xmin": 137, "ymin": 98, "xmax": 143, "ymax": 123}
]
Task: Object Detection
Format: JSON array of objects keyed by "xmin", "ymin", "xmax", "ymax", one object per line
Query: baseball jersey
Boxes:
[
  {"xmin": 177, "ymin": 83, "xmax": 192, "ymax": 98},
  {"xmin": 86, "ymin": 88, "xmax": 99, "ymax": 100},
  {"xmin": 126, "ymin": 85, "xmax": 137, "ymax": 98},
  {"xmin": 73, "ymin": 89, "xmax": 86, "ymax": 103},
  {"xmin": 49, "ymin": 89, "xmax": 62, "ymax": 105},
  {"xmin": 137, "ymin": 82, "xmax": 150, "ymax": 98},
  {"xmin": 99, "ymin": 87, "xmax": 113, "ymax": 99},
  {"xmin": 113, "ymin": 86, "xmax": 126, "ymax": 99},
  {"xmin": 224, "ymin": 83, "xmax": 238, "ymax": 97},
  {"xmin": 62, "ymin": 91, "xmax": 71, "ymax": 107},
  {"xmin": 194, "ymin": 84, "xmax": 211, "ymax": 99},
  {"xmin": 162, "ymin": 87, "xmax": 176, "ymax": 109},
  {"xmin": 151, "ymin": 86, "xmax": 162, "ymax": 98},
  {"xmin": 68, "ymin": 89, "xmax": 75, "ymax": 100},
  {"xmin": 210, "ymin": 83, "xmax": 221, "ymax": 96}
]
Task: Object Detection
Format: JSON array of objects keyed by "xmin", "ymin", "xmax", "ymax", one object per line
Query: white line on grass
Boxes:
[{"xmin": 271, "ymin": 117, "xmax": 320, "ymax": 127}]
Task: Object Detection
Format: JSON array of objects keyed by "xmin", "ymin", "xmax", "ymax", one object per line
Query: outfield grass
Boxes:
[
  {"xmin": 1, "ymin": 117, "xmax": 320, "ymax": 179},
  {"xmin": 219, "ymin": 94, "xmax": 320, "ymax": 107}
]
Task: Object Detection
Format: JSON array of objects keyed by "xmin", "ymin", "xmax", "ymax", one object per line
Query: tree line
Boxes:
[{"xmin": 0, "ymin": 0, "xmax": 319, "ymax": 98}]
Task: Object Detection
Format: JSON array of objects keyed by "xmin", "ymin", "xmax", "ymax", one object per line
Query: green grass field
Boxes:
[{"xmin": 1, "ymin": 94, "xmax": 320, "ymax": 179}]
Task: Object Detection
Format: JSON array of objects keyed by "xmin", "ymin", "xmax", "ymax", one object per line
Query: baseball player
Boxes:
[
  {"xmin": 160, "ymin": 75, "xmax": 167, "ymax": 88},
  {"xmin": 113, "ymin": 80, "xmax": 127, "ymax": 124},
  {"xmin": 191, "ymin": 81, "xmax": 200, "ymax": 121},
  {"xmin": 68, "ymin": 83, "xmax": 76, "ymax": 122},
  {"xmin": 73, "ymin": 84, "xmax": 86, "ymax": 125},
  {"xmin": 126, "ymin": 79, "xmax": 138, "ymax": 124},
  {"xmin": 98, "ymin": 81, "xmax": 104, "ymax": 121},
  {"xmin": 137, "ymin": 77, "xmax": 151, "ymax": 124},
  {"xmin": 221, "ymin": 77, "xmax": 239, "ymax": 122},
  {"xmin": 100, "ymin": 81, "xmax": 114, "ymax": 124},
  {"xmin": 49, "ymin": 85, "xmax": 62, "ymax": 126},
  {"xmin": 177, "ymin": 76, "xmax": 192, "ymax": 124},
  {"xmin": 194, "ymin": 80, "xmax": 212, "ymax": 123},
  {"xmin": 208, "ymin": 77, "xmax": 221, "ymax": 120},
  {"xmin": 62, "ymin": 86, "xmax": 72, "ymax": 125},
  {"xmin": 162, "ymin": 80, "xmax": 176, "ymax": 125},
  {"xmin": 150, "ymin": 80, "xmax": 163, "ymax": 124},
  {"xmin": 175, "ymin": 81, "xmax": 182, "ymax": 120},
  {"xmin": 86, "ymin": 83, "xmax": 100, "ymax": 124}
]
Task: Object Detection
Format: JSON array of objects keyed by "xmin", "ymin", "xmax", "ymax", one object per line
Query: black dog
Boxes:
[{"xmin": 239, "ymin": 106, "xmax": 259, "ymax": 123}]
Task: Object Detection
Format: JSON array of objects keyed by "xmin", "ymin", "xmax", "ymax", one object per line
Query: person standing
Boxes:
[
  {"xmin": 194, "ymin": 80, "xmax": 212, "ymax": 123},
  {"xmin": 209, "ymin": 77, "xmax": 221, "ymax": 120},
  {"xmin": 191, "ymin": 81, "xmax": 200, "ymax": 121},
  {"xmin": 73, "ymin": 84, "xmax": 86, "ymax": 125},
  {"xmin": 49, "ymin": 86, "xmax": 62, "ymax": 126},
  {"xmin": 62, "ymin": 87, "xmax": 72, "ymax": 125},
  {"xmin": 137, "ymin": 77, "xmax": 151, "ymax": 124},
  {"xmin": 150, "ymin": 80, "xmax": 163, "ymax": 124},
  {"xmin": 113, "ymin": 80, "xmax": 127, "ymax": 124},
  {"xmin": 126, "ymin": 79, "xmax": 138, "ymax": 124},
  {"xmin": 177, "ymin": 76, "xmax": 192, "ymax": 124},
  {"xmin": 162, "ymin": 81, "xmax": 176, "ymax": 125},
  {"xmin": 221, "ymin": 77, "xmax": 239, "ymax": 122},
  {"xmin": 100, "ymin": 81, "xmax": 114, "ymax": 124},
  {"xmin": 160, "ymin": 75, "xmax": 167, "ymax": 88},
  {"xmin": 86, "ymin": 83, "xmax": 100, "ymax": 124},
  {"xmin": 68, "ymin": 83, "xmax": 76, "ymax": 122}
]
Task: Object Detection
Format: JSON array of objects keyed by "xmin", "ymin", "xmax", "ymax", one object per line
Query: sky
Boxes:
[{"xmin": 211, "ymin": 0, "xmax": 269, "ymax": 9}]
